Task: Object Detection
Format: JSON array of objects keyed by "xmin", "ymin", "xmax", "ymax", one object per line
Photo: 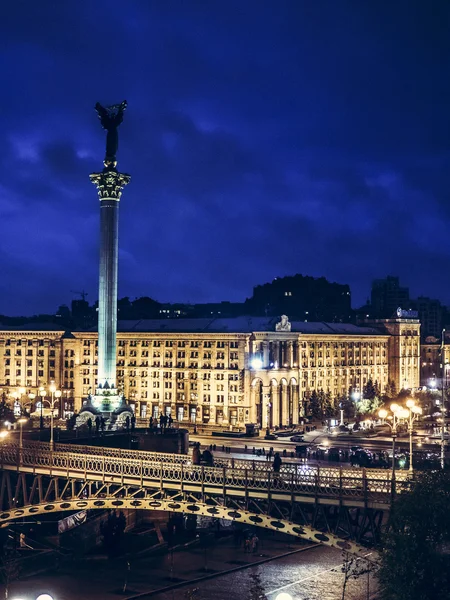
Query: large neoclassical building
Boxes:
[{"xmin": 0, "ymin": 315, "xmax": 420, "ymax": 427}]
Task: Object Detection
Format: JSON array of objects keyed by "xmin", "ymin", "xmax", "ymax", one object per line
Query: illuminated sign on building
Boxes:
[{"xmin": 396, "ymin": 307, "xmax": 419, "ymax": 319}]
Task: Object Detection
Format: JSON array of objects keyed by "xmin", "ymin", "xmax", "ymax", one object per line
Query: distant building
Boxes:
[
  {"xmin": 410, "ymin": 296, "xmax": 446, "ymax": 339},
  {"xmin": 371, "ymin": 276, "xmax": 410, "ymax": 318},
  {"xmin": 0, "ymin": 315, "xmax": 420, "ymax": 427},
  {"xmin": 246, "ymin": 274, "xmax": 352, "ymax": 322}
]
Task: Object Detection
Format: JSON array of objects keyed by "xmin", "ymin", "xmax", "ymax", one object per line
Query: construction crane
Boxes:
[{"xmin": 71, "ymin": 290, "xmax": 88, "ymax": 302}]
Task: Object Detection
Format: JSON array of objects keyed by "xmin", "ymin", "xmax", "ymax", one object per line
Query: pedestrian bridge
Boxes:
[{"xmin": 0, "ymin": 442, "xmax": 408, "ymax": 558}]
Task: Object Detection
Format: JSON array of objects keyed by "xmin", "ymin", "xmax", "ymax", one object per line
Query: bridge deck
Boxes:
[{"xmin": 0, "ymin": 443, "xmax": 407, "ymax": 510}]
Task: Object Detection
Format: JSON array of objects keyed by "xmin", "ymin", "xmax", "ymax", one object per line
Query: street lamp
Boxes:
[
  {"xmin": 28, "ymin": 392, "xmax": 36, "ymax": 418},
  {"xmin": 49, "ymin": 383, "xmax": 61, "ymax": 451},
  {"xmin": 405, "ymin": 399, "xmax": 423, "ymax": 473},
  {"xmin": 18, "ymin": 387, "xmax": 26, "ymax": 414},
  {"xmin": 17, "ymin": 417, "xmax": 27, "ymax": 450},
  {"xmin": 379, "ymin": 403, "xmax": 408, "ymax": 495},
  {"xmin": 39, "ymin": 387, "xmax": 46, "ymax": 431}
]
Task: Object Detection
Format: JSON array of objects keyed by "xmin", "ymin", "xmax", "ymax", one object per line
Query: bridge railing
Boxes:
[
  {"xmin": 14, "ymin": 440, "xmax": 409, "ymax": 482},
  {"xmin": 0, "ymin": 444, "xmax": 411, "ymax": 503}
]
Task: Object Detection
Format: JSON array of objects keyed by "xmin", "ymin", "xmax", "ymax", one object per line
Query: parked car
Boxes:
[
  {"xmin": 290, "ymin": 435, "xmax": 304, "ymax": 442},
  {"xmin": 264, "ymin": 433, "xmax": 278, "ymax": 440}
]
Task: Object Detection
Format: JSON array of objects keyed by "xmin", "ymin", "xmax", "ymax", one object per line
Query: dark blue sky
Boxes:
[{"xmin": 1, "ymin": 1, "xmax": 449, "ymax": 315}]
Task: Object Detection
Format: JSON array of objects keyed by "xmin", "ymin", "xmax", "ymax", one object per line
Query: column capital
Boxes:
[{"xmin": 90, "ymin": 169, "xmax": 131, "ymax": 201}]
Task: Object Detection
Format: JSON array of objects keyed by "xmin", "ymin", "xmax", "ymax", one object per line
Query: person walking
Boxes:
[
  {"xmin": 192, "ymin": 444, "xmax": 201, "ymax": 465},
  {"xmin": 273, "ymin": 452, "xmax": 282, "ymax": 473}
]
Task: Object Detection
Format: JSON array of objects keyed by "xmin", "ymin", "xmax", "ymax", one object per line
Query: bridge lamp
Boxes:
[
  {"xmin": 36, "ymin": 595, "xmax": 54, "ymax": 600},
  {"xmin": 0, "ymin": 430, "xmax": 9, "ymax": 440},
  {"xmin": 275, "ymin": 594, "xmax": 293, "ymax": 600}
]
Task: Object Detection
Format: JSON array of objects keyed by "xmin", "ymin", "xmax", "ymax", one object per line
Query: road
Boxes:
[
  {"xmin": 191, "ymin": 430, "xmax": 443, "ymax": 455},
  {"xmin": 5, "ymin": 536, "xmax": 377, "ymax": 600}
]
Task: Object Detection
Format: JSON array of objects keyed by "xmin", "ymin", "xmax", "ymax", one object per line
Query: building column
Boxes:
[
  {"xmin": 262, "ymin": 385, "xmax": 271, "ymax": 430},
  {"xmin": 271, "ymin": 383, "xmax": 279, "ymax": 426},
  {"xmin": 287, "ymin": 342, "xmax": 293, "ymax": 368},
  {"xmin": 262, "ymin": 342, "xmax": 269, "ymax": 368},
  {"xmin": 250, "ymin": 384, "xmax": 260, "ymax": 426},
  {"xmin": 291, "ymin": 384, "xmax": 299, "ymax": 424},
  {"xmin": 273, "ymin": 341, "xmax": 280, "ymax": 367},
  {"xmin": 281, "ymin": 383, "xmax": 289, "ymax": 426}
]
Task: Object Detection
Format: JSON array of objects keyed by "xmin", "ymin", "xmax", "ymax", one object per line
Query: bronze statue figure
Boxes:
[{"xmin": 94, "ymin": 100, "xmax": 127, "ymax": 168}]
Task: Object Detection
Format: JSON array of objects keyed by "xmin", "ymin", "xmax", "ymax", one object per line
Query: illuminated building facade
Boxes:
[{"xmin": 0, "ymin": 315, "xmax": 420, "ymax": 426}]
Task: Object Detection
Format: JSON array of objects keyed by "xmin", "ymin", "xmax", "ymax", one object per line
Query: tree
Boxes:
[
  {"xmin": 339, "ymin": 394, "xmax": 355, "ymax": 420},
  {"xmin": 363, "ymin": 379, "xmax": 376, "ymax": 400},
  {"xmin": 323, "ymin": 390, "xmax": 335, "ymax": 418},
  {"xmin": 340, "ymin": 552, "xmax": 373, "ymax": 600},
  {"xmin": 386, "ymin": 380, "xmax": 396, "ymax": 399},
  {"xmin": 0, "ymin": 400, "xmax": 15, "ymax": 425},
  {"xmin": 377, "ymin": 471, "xmax": 450, "ymax": 600},
  {"xmin": 308, "ymin": 390, "xmax": 322, "ymax": 420}
]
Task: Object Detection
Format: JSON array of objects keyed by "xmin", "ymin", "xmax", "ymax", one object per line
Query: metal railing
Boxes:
[
  {"xmin": 1, "ymin": 443, "xmax": 410, "ymax": 505},
  {"xmin": 15, "ymin": 439, "xmax": 409, "ymax": 482}
]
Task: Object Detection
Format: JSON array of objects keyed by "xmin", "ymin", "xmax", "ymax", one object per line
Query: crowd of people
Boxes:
[{"xmin": 148, "ymin": 414, "xmax": 174, "ymax": 432}]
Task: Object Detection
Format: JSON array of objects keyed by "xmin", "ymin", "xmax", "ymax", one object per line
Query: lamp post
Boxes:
[
  {"xmin": 17, "ymin": 417, "xmax": 27, "ymax": 450},
  {"xmin": 18, "ymin": 387, "xmax": 26, "ymax": 414},
  {"xmin": 379, "ymin": 403, "xmax": 409, "ymax": 498},
  {"xmin": 405, "ymin": 399, "xmax": 423, "ymax": 473},
  {"xmin": 28, "ymin": 392, "xmax": 36, "ymax": 418},
  {"xmin": 49, "ymin": 383, "xmax": 61, "ymax": 451},
  {"xmin": 39, "ymin": 388, "xmax": 46, "ymax": 432}
]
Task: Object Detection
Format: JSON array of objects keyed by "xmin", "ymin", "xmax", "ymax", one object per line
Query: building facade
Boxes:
[{"xmin": 0, "ymin": 316, "xmax": 421, "ymax": 427}]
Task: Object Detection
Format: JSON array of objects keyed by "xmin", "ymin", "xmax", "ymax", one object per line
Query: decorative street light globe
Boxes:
[
  {"xmin": 36, "ymin": 594, "xmax": 54, "ymax": 600},
  {"xmin": 275, "ymin": 594, "xmax": 293, "ymax": 600}
]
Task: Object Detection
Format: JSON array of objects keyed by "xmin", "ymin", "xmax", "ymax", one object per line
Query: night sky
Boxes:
[{"xmin": 1, "ymin": 1, "xmax": 450, "ymax": 315}]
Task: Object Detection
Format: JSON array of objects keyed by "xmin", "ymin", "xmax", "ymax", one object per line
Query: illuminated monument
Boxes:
[{"xmin": 79, "ymin": 101, "xmax": 132, "ymax": 426}]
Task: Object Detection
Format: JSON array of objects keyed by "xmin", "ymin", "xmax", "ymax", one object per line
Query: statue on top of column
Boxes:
[{"xmin": 94, "ymin": 100, "xmax": 127, "ymax": 169}]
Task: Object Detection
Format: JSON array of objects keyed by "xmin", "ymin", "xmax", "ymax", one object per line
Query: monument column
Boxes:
[
  {"xmin": 91, "ymin": 170, "xmax": 130, "ymax": 390},
  {"xmin": 78, "ymin": 100, "xmax": 132, "ymax": 422}
]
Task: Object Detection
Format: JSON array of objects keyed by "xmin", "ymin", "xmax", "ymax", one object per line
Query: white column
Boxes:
[{"xmin": 90, "ymin": 170, "xmax": 130, "ymax": 392}]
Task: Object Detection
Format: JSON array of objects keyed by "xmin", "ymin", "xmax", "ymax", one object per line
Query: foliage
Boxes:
[
  {"xmin": 356, "ymin": 395, "xmax": 383, "ymax": 416},
  {"xmin": 386, "ymin": 380, "xmax": 397, "ymax": 398},
  {"xmin": 339, "ymin": 394, "xmax": 355, "ymax": 420},
  {"xmin": 340, "ymin": 552, "xmax": 373, "ymax": 600},
  {"xmin": 308, "ymin": 390, "xmax": 322, "ymax": 419},
  {"xmin": 0, "ymin": 400, "xmax": 15, "ymax": 425},
  {"xmin": 307, "ymin": 389, "xmax": 337, "ymax": 420},
  {"xmin": 413, "ymin": 390, "xmax": 437, "ymax": 416},
  {"xmin": 363, "ymin": 379, "xmax": 377, "ymax": 400},
  {"xmin": 377, "ymin": 470, "xmax": 450, "ymax": 600}
]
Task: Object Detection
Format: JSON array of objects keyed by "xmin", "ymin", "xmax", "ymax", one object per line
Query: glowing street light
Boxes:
[
  {"xmin": 48, "ymin": 383, "xmax": 61, "ymax": 451},
  {"xmin": 405, "ymin": 399, "xmax": 423, "ymax": 473},
  {"xmin": 39, "ymin": 387, "xmax": 46, "ymax": 431},
  {"xmin": 17, "ymin": 417, "xmax": 27, "ymax": 450}
]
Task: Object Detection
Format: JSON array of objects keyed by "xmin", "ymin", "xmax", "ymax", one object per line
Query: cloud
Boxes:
[{"xmin": 0, "ymin": 0, "xmax": 449, "ymax": 314}]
